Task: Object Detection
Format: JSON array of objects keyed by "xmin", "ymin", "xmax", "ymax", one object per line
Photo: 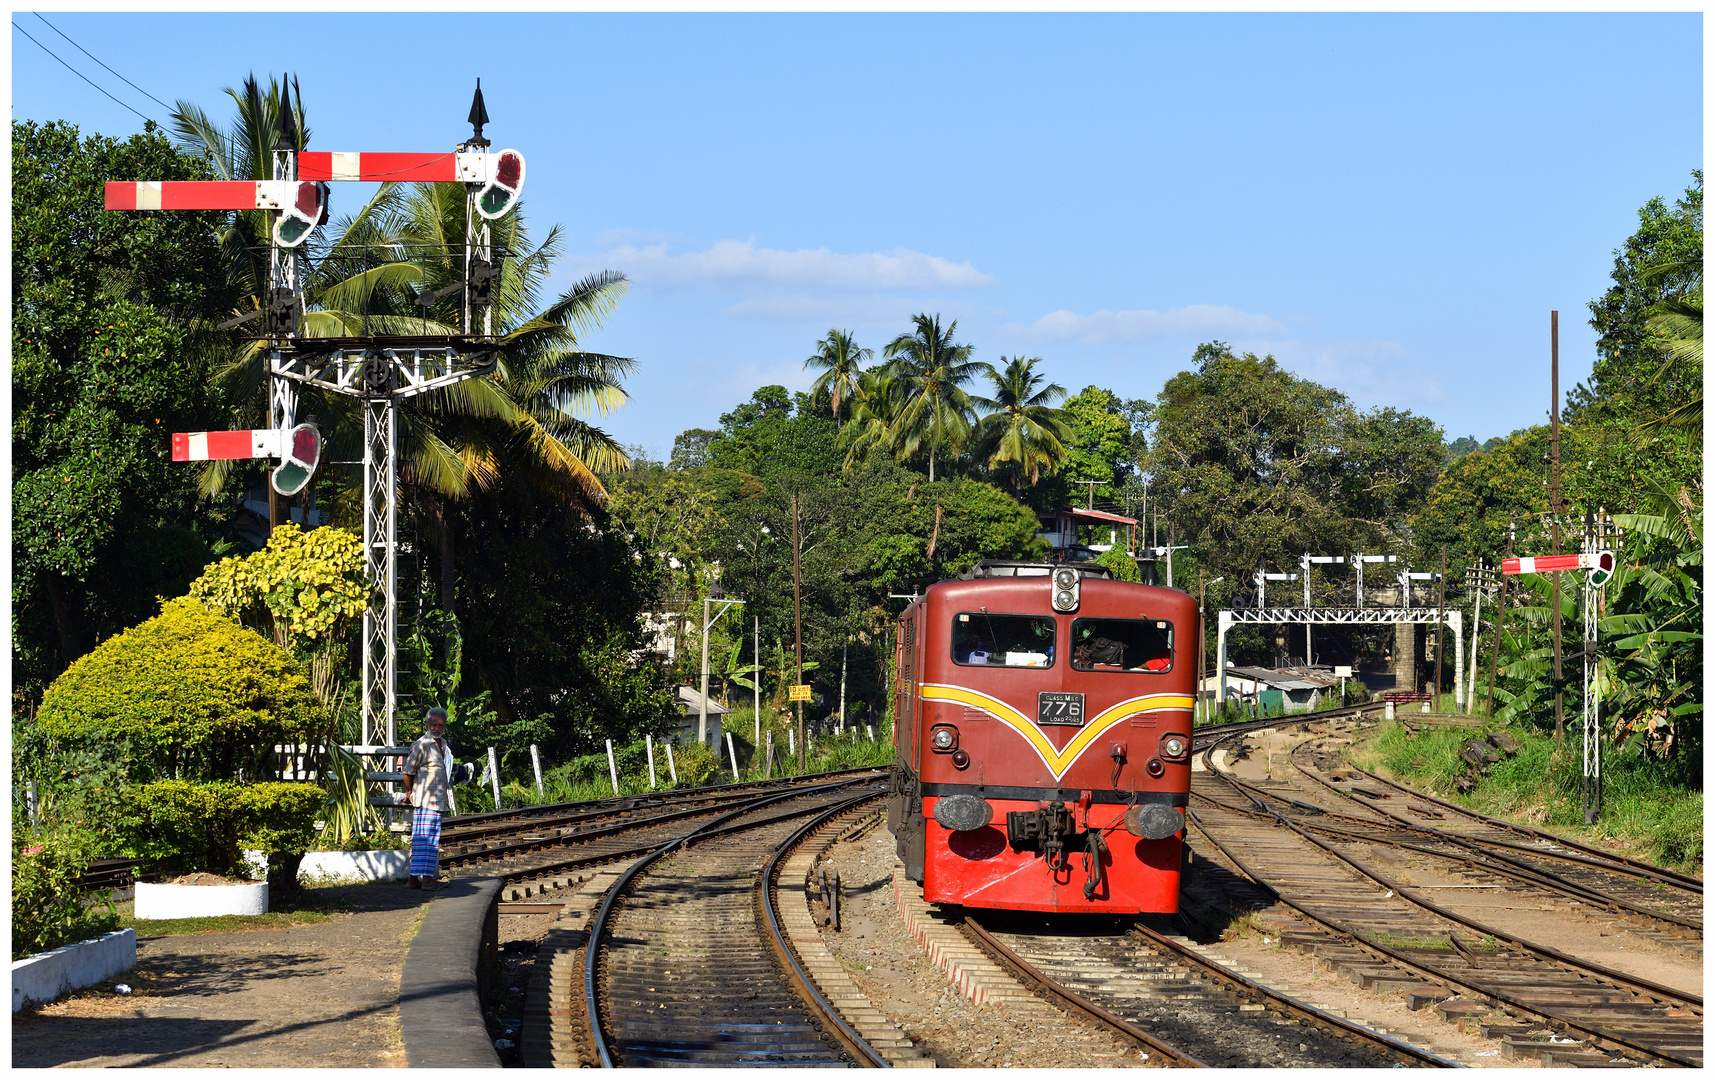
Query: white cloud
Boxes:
[
  {"xmin": 1014, "ymin": 304, "xmax": 1287, "ymax": 345},
  {"xmin": 1252, "ymin": 336, "xmax": 1447, "ymax": 407},
  {"xmin": 588, "ymin": 239, "xmax": 995, "ymax": 292}
]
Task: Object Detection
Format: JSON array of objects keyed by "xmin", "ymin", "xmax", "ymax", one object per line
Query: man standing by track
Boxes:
[{"xmin": 402, "ymin": 707, "xmax": 458, "ymax": 890}]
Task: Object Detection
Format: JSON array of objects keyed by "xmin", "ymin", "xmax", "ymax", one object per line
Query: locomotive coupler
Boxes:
[{"xmin": 1005, "ymin": 800, "xmax": 1078, "ymax": 870}]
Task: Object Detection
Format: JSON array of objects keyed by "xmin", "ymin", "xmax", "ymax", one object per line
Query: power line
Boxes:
[
  {"xmin": 33, "ymin": 12, "xmax": 173, "ymax": 112},
  {"xmin": 12, "ymin": 20, "xmax": 155, "ymax": 125}
]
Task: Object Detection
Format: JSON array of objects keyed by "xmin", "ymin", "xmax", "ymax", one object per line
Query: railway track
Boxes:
[
  {"xmin": 584, "ymin": 780, "xmax": 892, "ymax": 1067},
  {"xmin": 1187, "ymin": 715, "xmax": 1703, "ymax": 1067},
  {"xmin": 959, "ymin": 911, "xmax": 1452, "ymax": 1067},
  {"xmin": 441, "ymin": 768, "xmax": 889, "ymax": 891}
]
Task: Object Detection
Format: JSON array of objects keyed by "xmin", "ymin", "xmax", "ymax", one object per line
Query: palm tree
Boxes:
[
  {"xmin": 881, "ymin": 313, "xmax": 982, "ymax": 482},
  {"xmin": 839, "ymin": 368, "xmax": 905, "ymax": 469},
  {"xmin": 971, "ymin": 356, "xmax": 1071, "ymax": 489},
  {"xmin": 804, "ymin": 329, "xmax": 871, "ymax": 419}
]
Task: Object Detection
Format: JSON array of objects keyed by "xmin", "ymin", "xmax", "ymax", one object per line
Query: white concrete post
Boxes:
[
  {"xmin": 1467, "ymin": 588, "xmax": 1484, "ymax": 712},
  {"xmin": 605, "ymin": 739, "xmax": 619, "ymax": 795},
  {"xmin": 867, "ymin": 724, "xmax": 875, "ymax": 742},
  {"xmin": 725, "ymin": 731, "xmax": 740, "ymax": 780},
  {"xmin": 646, "ymin": 734, "xmax": 657, "ymax": 789},
  {"xmin": 666, "ymin": 741, "xmax": 678, "ymax": 786},
  {"xmin": 838, "ymin": 641, "xmax": 848, "ymax": 736},
  {"xmin": 530, "ymin": 744, "xmax": 544, "ymax": 798},
  {"xmin": 1450, "ymin": 610, "xmax": 1465, "ymax": 712},
  {"xmin": 487, "ymin": 746, "xmax": 501, "ymax": 809}
]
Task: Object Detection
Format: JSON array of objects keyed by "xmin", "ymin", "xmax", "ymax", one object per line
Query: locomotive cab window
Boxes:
[
  {"xmin": 952, "ymin": 613, "xmax": 1056, "ymax": 668},
  {"xmin": 1070, "ymin": 618, "xmax": 1172, "ymax": 672}
]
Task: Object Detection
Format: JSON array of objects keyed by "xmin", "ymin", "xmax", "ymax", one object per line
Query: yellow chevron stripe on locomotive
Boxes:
[{"xmin": 918, "ymin": 684, "xmax": 1195, "ymax": 781}]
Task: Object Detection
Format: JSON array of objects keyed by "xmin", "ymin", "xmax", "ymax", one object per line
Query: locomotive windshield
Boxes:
[
  {"xmin": 1070, "ymin": 618, "xmax": 1173, "ymax": 672},
  {"xmin": 951, "ymin": 612, "xmax": 1056, "ymax": 668}
]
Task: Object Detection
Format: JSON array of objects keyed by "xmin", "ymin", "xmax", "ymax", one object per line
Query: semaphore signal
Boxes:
[{"xmin": 105, "ymin": 78, "xmax": 522, "ymax": 753}]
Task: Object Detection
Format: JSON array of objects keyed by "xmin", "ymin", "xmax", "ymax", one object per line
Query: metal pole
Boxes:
[
  {"xmin": 754, "ymin": 616, "xmax": 761, "ymax": 748},
  {"xmin": 1435, "ymin": 546, "xmax": 1448, "ymax": 705},
  {"xmin": 1303, "ymin": 553, "xmax": 1313, "ymax": 663},
  {"xmin": 1198, "ymin": 571, "xmax": 1206, "ymax": 724},
  {"xmin": 699, "ymin": 596, "xmax": 711, "ymax": 747},
  {"xmin": 530, "ymin": 743, "xmax": 544, "ymax": 798},
  {"xmin": 792, "ymin": 495, "xmax": 806, "ymax": 772},
  {"xmin": 1550, "ymin": 310, "xmax": 1565, "ymax": 746},
  {"xmin": 1486, "ymin": 515, "xmax": 1515, "ymax": 720}
]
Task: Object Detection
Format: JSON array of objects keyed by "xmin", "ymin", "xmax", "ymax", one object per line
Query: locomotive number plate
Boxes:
[{"xmin": 1037, "ymin": 691, "xmax": 1086, "ymax": 726}]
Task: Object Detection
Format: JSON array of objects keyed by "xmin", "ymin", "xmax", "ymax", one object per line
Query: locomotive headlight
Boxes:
[
  {"xmin": 1051, "ymin": 568, "xmax": 1080, "ymax": 612},
  {"xmin": 930, "ymin": 726, "xmax": 958, "ymax": 751},
  {"xmin": 1158, "ymin": 733, "xmax": 1190, "ymax": 762}
]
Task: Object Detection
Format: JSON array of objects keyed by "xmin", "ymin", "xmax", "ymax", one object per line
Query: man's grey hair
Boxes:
[{"xmin": 425, "ymin": 707, "xmax": 448, "ymax": 721}]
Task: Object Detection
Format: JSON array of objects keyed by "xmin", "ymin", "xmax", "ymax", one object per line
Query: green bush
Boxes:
[
  {"xmin": 36, "ymin": 596, "xmax": 325, "ymax": 780},
  {"xmin": 122, "ymin": 779, "xmax": 325, "ymax": 876},
  {"xmin": 13, "ymin": 822, "xmax": 119, "ymax": 960}
]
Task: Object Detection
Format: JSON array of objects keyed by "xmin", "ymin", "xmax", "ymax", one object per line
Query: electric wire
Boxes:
[
  {"xmin": 11, "ymin": 20, "xmax": 154, "ymax": 125},
  {"xmin": 32, "ymin": 13, "xmax": 173, "ymax": 113}
]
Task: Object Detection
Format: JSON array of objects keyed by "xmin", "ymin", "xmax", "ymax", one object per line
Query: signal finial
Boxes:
[
  {"xmin": 274, "ymin": 75, "xmax": 298, "ymax": 152},
  {"xmin": 467, "ymin": 78, "xmax": 490, "ymax": 148}
]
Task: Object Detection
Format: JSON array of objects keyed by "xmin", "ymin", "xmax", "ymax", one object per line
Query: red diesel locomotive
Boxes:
[{"xmin": 887, "ymin": 561, "xmax": 1195, "ymax": 914}]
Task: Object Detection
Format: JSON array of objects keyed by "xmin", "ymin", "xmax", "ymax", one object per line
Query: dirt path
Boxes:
[{"xmin": 12, "ymin": 883, "xmax": 432, "ymax": 1068}]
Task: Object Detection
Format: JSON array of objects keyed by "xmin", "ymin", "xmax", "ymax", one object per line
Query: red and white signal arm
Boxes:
[
  {"xmin": 171, "ymin": 423, "xmax": 322, "ymax": 496},
  {"xmin": 1502, "ymin": 549, "xmax": 1616, "ymax": 586}
]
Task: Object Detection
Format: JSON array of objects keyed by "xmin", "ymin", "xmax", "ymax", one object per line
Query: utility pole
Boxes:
[
  {"xmin": 838, "ymin": 638, "xmax": 848, "ymax": 736},
  {"xmin": 698, "ymin": 593, "xmax": 744, "ymax": 747},
  {"xmin": 1074, "ymin": 479, "xmax": 1100, "ymax": 509},
  {"xmin": 1550, "ymin": 311, "xmax": 1565, "ymax": 746},
  {"xmin": 754, "ymin": 616, "xmax": 761, "ymax": 748},
  {"xmin": 792, "ymin": 494, "xmax": 806, "ymax": 772},
  {"xmin": 1485, "ymin": 515, "xmax": 1516, "ymax": 720}
]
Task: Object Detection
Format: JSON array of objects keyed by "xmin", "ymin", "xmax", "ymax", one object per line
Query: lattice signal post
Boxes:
[
  {"xmin": 1503, "ymin": 514, "xmax": 1618, "ymax": 823},
  {"xmin": 107, "ymin": 81, "xmax": 525, "ymax": 752}
]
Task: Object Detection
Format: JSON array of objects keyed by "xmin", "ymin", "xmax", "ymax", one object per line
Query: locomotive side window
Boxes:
[
  {"xmin": 1070, "ymin": 618, "xmax": 1172, "ymax": 672},
  {"xmin": 952, "ymin": 612, "xmax": 1056, "ymax": 668}
]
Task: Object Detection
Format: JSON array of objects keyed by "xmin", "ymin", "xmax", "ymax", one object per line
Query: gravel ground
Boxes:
[{"xmin": 813, "ymin": 827, "xmax": 1151, "ymax": 1068}]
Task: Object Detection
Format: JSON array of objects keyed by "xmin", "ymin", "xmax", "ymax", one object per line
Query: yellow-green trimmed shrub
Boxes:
[{"xmin": 37, "ymin": 596, "xmax": 324, "ymax": 780}]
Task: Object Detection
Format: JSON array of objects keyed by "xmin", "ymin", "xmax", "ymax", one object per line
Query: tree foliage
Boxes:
[
  {"xmin": 189, "ymin": 523, "xmax": 365, "ymax": 649},
  {"xmin": 12, "ymin": 120, "xmax": 233, "ymax": 700}
]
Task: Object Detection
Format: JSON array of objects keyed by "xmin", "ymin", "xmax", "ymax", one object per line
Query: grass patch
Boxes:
[
  {"xmin": 120, "ymin": 885, "xmax": 352, "ymax": 937},
  {"xmin": 1361, "ymin": 720, "xmax": 1703, "ymax": 874}
]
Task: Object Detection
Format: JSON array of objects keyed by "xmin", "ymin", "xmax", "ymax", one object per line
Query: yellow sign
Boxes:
[{"xmin": 789, "ymin": 684, "xmax": 813, "ymax": 702}]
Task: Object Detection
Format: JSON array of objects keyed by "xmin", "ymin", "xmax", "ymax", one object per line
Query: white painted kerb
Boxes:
[
  {"xmin": 135, "ymin": 881, "xmax": 268, "ymax": 919},
  {"xmin": 13, "ymin": 928, "xmax": 136, "ymax": 1011},
  {"xmin": 298, "ymin": 850, "xmax": 408, "ymax": 884}
]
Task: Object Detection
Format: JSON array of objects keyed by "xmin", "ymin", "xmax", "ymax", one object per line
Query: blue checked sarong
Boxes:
[{"xmin": 410, "ymin": 806, "xmax": 443, "ymax": 878}]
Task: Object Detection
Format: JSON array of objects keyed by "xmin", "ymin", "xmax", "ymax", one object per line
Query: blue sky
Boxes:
[{"xmin": 12, "ymin": 12, "xmax": 1703, "ymax": 461}]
